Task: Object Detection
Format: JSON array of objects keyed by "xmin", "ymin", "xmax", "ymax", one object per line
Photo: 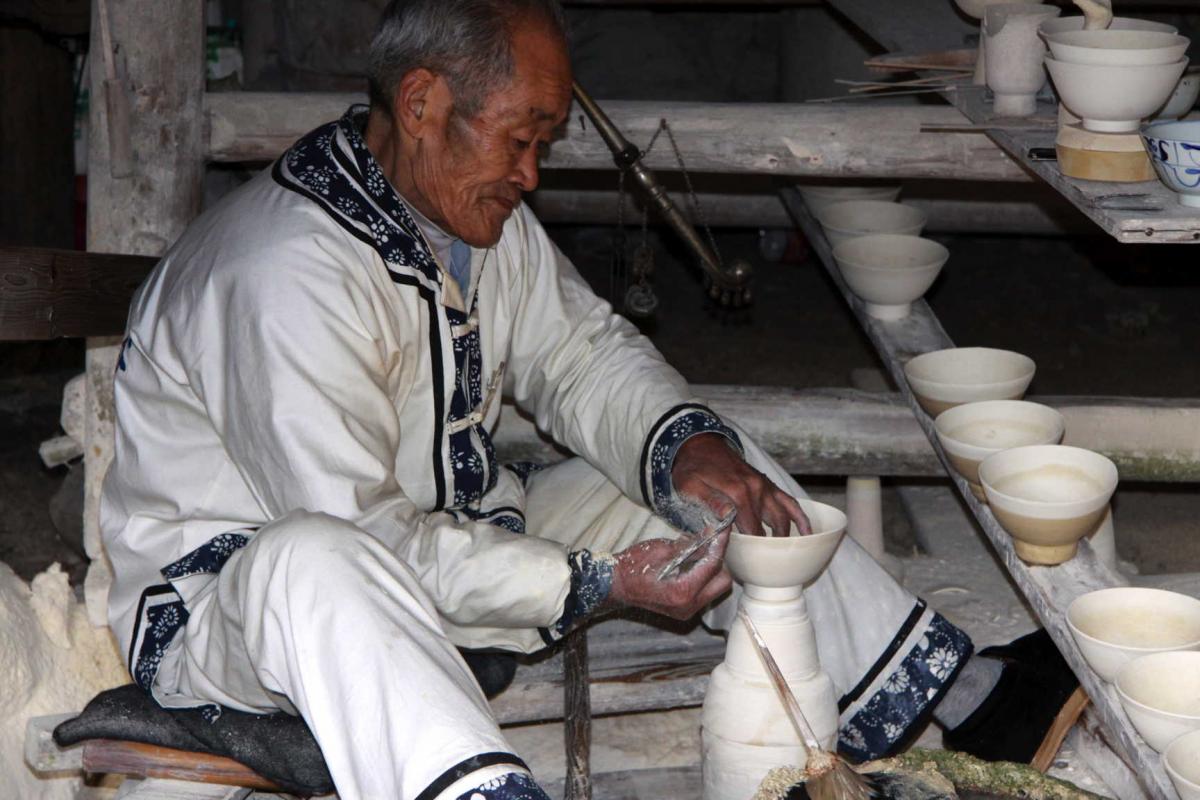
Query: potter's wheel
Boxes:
[{"xmin": 1056, "ymin": 123, "xmax": 1155, "ymax": 182}]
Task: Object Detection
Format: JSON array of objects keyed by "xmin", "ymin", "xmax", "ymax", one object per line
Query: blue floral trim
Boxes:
[
  {"xmin": 446, "ymin": 305, "xmax": 498, "ymax": 509},
  {"xmin": 639, "ymin": 403, "xmax": 742, "ymax": 528},
  {"xmin": 538, "ymin": 550, "xmax": 614, "ymax": 646},
  {"xmin": 129, "ymin": 531, "xmax": 254, "ymax": 705},
  {"xmin": 416, "ymin": 753, "xmax": 533, "ymax": 800},
  {"xmin": 454, "ymin": 772, "xmax": 548, "ymax": 800},
  {"xmin": 452, "ymin": 506, "xmax": 527, "ymax": 535},
  {"xmin": 837, "ymin": 606, "xmax": 973, "ymax": 761},
  {"xmin": 504, "ymin": 462, "xmax": 546, "ymax": 487}
]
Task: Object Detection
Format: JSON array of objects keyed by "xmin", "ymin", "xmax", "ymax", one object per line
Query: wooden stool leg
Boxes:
[{"xmin": 564, "ymin": 629, "xmax": 592, "ymax": 800}]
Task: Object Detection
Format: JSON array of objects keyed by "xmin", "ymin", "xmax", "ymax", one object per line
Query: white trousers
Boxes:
[{"xmin": 154, "ymin": 428, "xmax": 968, "ymax": 798}]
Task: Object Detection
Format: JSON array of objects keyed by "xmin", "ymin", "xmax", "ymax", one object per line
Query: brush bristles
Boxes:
[{"xmin": 804, "ymin": 759, "xmax": 879, "ymax": 800}]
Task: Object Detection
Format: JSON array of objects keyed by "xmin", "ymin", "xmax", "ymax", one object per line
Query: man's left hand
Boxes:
[{"xmin": 671, "ymin": 433, "xmax": 812, "ymax": 536}]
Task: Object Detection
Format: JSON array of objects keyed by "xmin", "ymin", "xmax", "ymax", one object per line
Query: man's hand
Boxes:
[
  {"xmin": 671, "ymin": 433, "xmax": 812, "ymax": 537},
  {"xmin": 606, "ymin": 528, "xmax": 733, "ymax": 620}
]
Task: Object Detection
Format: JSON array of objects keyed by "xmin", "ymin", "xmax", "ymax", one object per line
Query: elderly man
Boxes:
[{"xmin": 101, "ymin": 1, "xmax": 1075, "ymax": 798}]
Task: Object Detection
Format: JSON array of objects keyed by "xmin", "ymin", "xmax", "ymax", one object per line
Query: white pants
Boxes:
[{"xmin": 155, "ymin": 430, "xmax": 970, "ymax": 797}]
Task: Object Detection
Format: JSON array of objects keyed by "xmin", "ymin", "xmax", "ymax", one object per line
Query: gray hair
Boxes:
[{"xmin": 367, "ymin": 0, "xmax": 569, "ymax": 120}]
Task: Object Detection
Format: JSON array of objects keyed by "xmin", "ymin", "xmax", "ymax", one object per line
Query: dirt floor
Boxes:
[{"xmin": 2, "ymin": 227, "xmax": 1199, "ymax": 581}]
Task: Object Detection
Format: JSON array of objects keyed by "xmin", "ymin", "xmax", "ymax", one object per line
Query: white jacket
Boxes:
[{"xmin": 102, "ymin": 108, "xmax": 738, "ymax": 676}]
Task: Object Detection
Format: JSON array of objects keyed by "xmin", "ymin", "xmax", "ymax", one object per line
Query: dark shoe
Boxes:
[
  {"xmin": 943, "ymin": 630, "xmax": 1079, "ymax": 763},
  {"xmin": 460, "ymin": 649, "xmax": 519, "ymax": 698}
]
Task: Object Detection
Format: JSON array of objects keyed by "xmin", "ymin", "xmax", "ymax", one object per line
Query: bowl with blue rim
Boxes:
[{"xmin": 1141, "ymin": 119, "xmax": 1200, "ymax": 207}]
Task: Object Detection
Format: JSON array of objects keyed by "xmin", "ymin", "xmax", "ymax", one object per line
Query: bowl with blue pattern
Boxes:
[{"xmin": 1141, "ymin": 119, "xmax": 1200, "ymax": 207}]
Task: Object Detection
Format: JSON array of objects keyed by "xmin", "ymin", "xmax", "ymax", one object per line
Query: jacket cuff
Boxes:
[
  {"xmin": 539, "ymin": 549, "xmax": 614, "ymax": 645},
  {"xmin": 639, "ymin": 403, "xmax": 743, "ymax": 526}
]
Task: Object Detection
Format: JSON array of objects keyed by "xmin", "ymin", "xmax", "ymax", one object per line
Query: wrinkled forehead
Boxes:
[{"xmin": 487, "ymin": 21, "xmax": 572, "ymax": 126}]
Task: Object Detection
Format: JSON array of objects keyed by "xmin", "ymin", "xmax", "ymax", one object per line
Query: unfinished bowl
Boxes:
[
  {"xmin": 1154, "ymin": 66, "xmax": 1200, "ymax": 120},
  {"xmin": 1043, "ymin": 30, "xmax": 1190, "ymax": 66},
  {"xmin": 816, "ymin": 201, "xmax": 928, "ymax": 247},
  {"xmin": 831, "ymin": 234, "xmax": 948, "ymax": 320},
  {"xmin": 1040, "ymin": 16, "xmax": 1178, "ymax": 37},
  {"xmin": 984, "ymin": 4, "xmax": 1061, "ymax": 117},
  {"xmin": 1142, "ymin": 120, "xmax": 1200, "ymax": 207},
  {"xmin": 725, "ymin": 499, "xmax": 845, "ymax": 590},
  {"xmin": 798, "ymin": 185, "xmax": 902, "ymax": 218},
  {"xmin": 934, "ymin": 400, "xmax": 1065, "ymax": 500},
  {"xmin": 903, "ymin": 347, "xmax": 1036, "ymax": 416},
  {"xmin": 1116, "ymin": 652, "xmax": 1200, "ymax": 752},
  {"xmin": 1045, "ymin": 56, "xmax": 1190, "ymax": 133},
  {"xmin": 954, "ymin": 0, "xmax": 1042, "ymax": 83},
  {"xmin": 979, "ymin": 444, "xmax": 1118, "ymax": 565},
  {"xmin": 1165, "ymin": 730, "xmax": 1200, "ymax": 800},
  {"xmin": 1067, "ymin": 587, "xmax": 1200, "ymax": 682}
]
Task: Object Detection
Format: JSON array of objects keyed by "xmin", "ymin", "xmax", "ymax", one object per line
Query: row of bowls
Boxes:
[
  {"xmin": 1067, "ymin": 586, "xmax": 1200, "ymax": 797},
  {"xmin": 903, "ymin": 346, "xmax": 1118, "ymax": 565},
  {"xmin": 800, "ymin": 186, "xmax": 945, "ymax": 321}
]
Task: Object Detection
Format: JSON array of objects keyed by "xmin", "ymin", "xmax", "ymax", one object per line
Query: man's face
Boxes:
[{"xmin": 413, "ymin": 24, "xmax": 571, "ymax": 247}]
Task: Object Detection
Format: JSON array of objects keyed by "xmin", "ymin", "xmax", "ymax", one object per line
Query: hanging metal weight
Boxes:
[{"xmin": 573, "ymin": 83, "xmax": 752, "ymax": 307}]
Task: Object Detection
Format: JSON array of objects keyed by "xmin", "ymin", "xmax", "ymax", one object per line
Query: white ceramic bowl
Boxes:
[
  {"xmin": 979, "ymin": 444, "xmax": 1118, "ymax": 565},
  {"xmin": 817, "ymin": 201, "xmax": 928, "ymax": 247},
  {"xmin": 1154, "ymin": 66, "xmax": 1200, "ymax": 120},
  {"xmin": 1045, "ymin": 56, "xmax": 1190, "ymax": 133},
  {"xmin": 1142, "ymin": 120, "xmax": 1200, "ymax": 208},
  {"xmin": 954, "ymin": 0, "xmax": 1038, "ymax": 20},
  {"xmin": 1116, "ymin": 652, "xmax": 1200, "ymax": 752},
  {"xmin": 1165, "ymin": 730, "xmax": 1200, "ymax": 800},
  {"xmin": 934, "ymin": 400, "xmax": 1065, "ymax": 499},
  {"xmin": 1043, "ymin": 30, "xmax": 1190, "ymax": 66},
  {"xmin": 725, "ymin": 499, "xmax": 845, "ymax": 589},
  {"xmin": 903, "ymin": 347, "xmax": 1035, "ymax": 416},
  {"xmin": 831, "ymin": 234, "xmax": 948, "ymax": 321},
  {"xmin": 1040, "ymin": 16, "xmax": 1178, "ymax": 37},
  {"xmin": 1067, "ymin": 587, "xmax": 1200, "ymax": 681},
  {"xmin": 798, "ymin": 185, "xmax": 902, "ymax": 217}
]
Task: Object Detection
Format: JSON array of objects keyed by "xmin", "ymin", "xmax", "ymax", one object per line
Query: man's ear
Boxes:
[{"xmin": 394, "ymin": 68, "xmax": 453, "ymax": 139}]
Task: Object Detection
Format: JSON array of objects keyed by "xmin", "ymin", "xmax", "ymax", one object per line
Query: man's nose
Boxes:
[{"xmin": 511, "ymin": 147, "xmax": 539, "ymax": 193}]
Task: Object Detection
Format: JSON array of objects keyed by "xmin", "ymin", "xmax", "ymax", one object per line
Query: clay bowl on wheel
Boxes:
[
  {"xmin": 978, "ymin": 444, "xmax": 1118, "ymax": 565},
  {"xmin": 831, "ymin": 234, "xmax": 948, "ymax": 321},
  {"xmin": 816, "ymin": 201, "xmax": 927, "ymax": 247},
  {"xmin": 724, "ymin": 499, "xmax": 845, "ymax": 589},
  {"xmin": 1141, "ymin": 120, "xmax": 1200, "ymax": 207},
  {"xmin": 797, "ymin": 185, "xmax": 901, "ymax": 217},
  {"xmin": 1067, "ymin": 587, "xmax": 1200, "ymax": 682},
  {"xmin": 934, "ymin": 400, "xmax": 1065, "ymax": 501},
  {"xmin": 903, "ymin": 347, "xmax": 1035, "ymax": 416},
  {"xmin": 1045, "ymin": 56, "xmax": 1189, "ymax": 133},
  {"xmin": 1039, "ymin": 15, "xmax": 1178, "ymax": 37},
  {"xmin": 1043, "ymin": 30, "xmax": 1190, "ymax": 66},
  {"xmin": 1115, "ymin": 651, "xmax": 1200, "ymax": 752},
  {"xmin": 1165, "ymin": 730, "xmax": 1200, "ymax": 800}
]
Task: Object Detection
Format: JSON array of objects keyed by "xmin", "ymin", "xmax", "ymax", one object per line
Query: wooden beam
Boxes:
[
  {"xmin": 781, "ymin": 186, "xmax": 1179, "ymax": 800},
  {"xmin": 0, "ymin": 247, "xmax": 156, "ymax": 340},
  {"xmin": 204, "ymin": 93, "xmax": 1029, "ymax": 182}
]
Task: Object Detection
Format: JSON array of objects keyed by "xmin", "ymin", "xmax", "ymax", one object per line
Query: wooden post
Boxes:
[
  {"xmin": 563, "ymin": 630, "xmax": 593, "ymax": 800},
  {"xmin": 84, "ymin": 0, "xmax": 206, "ymax": 624}
]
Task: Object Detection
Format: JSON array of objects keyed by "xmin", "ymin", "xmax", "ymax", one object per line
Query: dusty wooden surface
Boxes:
[
  {"xmin": 204, "ymin": 93, "xmax": 1027, "ymax": 181},
  {"xmin": 564, "ymin": 631, "xmax": 593, "ymax": 800},
  {"xmin": 781, "ymin": 186, "xmax": 1179, "ymax": 800},
  {"xmin": 82, "ymin": 740, "xmax": 279, "ymax": 792}
]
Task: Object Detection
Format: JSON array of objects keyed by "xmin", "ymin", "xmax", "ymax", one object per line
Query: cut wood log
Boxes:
[
  {"xmin": 81, "ymin": 740, "xmax": 278, "ymax": 792},
  {"xmin": 204, "ymin": 93, "xmax": 1028, "ymax": 182}
]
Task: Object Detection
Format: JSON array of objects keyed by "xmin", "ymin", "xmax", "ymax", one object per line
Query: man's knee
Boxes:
[{"xmin": 242, "ymin": 510, "xmax": 379, "ymax": 580}]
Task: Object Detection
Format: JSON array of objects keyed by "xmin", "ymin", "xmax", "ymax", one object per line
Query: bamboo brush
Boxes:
[{"xmin": 738, "ymin": 607, "xmax": 878, "ymax": 800}]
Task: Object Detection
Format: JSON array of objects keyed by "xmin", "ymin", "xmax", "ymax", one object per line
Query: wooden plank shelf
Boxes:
[{"xmin": 780, "ymin": 186, "xmax": 1179, "ymax": 800}]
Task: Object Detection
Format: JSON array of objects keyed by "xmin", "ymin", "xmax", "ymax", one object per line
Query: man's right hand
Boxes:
[{"xmin": 605, "ymin": 529, "xmax": 732, "ymax": 620}]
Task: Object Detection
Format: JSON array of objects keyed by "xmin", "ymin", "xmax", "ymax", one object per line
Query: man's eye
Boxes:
[
  {"xmin": 514, "ymin": 139, "xmax": 531, "ymax": 151},
  {"xmin": 536, "ymin": 141, "xmax": 550, "ymax": 159}
]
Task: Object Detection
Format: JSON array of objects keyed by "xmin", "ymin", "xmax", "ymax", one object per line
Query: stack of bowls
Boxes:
[{"xmin": 1041, "ymin": 28, "xmax": 1190, "ymax": 132}]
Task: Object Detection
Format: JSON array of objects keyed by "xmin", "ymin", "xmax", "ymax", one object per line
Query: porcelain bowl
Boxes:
[
  {"xmin": 1045, "ymin": 56, "xmax": 1190, "ymax": 133},
  {"xmin": 1165, "ymin": 730, "xmax": 1200, "ymax": 800},
  {"xmin": 1039, "ymin": 16, "xmax": 1178, "ymax": 37},
  {"xmin": 830, "ymin": 234, "xmax": 948, "ymax": 321},
  {"xmin": 1154, "ymin": 66, "xmax": 1200, "ymax": 120},
  {"xmin": 1116, "ymin": 652, "xmax": 1200, "ymax": 752},
  {"xmin": 979, "ymin": 444, "xmax": 1118, "ymax": 565},
  {"xmin": 934, "ymin": 400, "xmax": 1065, "ymax": 500},
  {"xmin": 903, "ymin": 347, "xmax": 1035, "ymax": 416},
  {"xmin": 954, "ymin": 0, "xmax": 1037, "ymax": 21},
  {"xmin": 798, "ymin": 185, "xmax": 902, "ymax": 218},
  {"xmin": 817, "ymin": 201, "xmax": 928, "ymax": 247},
  {"xmin": 1043, "ymin": 30, "xmax": 1190, "ymax": 66},
  {"xmin": 1067, "ymin": 587, "xmax": 1200, "ymax": 682},
  {"xmin": 1141, "ymin": 120, "xmax": 1200, "ymax": 207},
  {"xmin": 725, "ymin": 499, "xmax": 846, "ymax": 589}
]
